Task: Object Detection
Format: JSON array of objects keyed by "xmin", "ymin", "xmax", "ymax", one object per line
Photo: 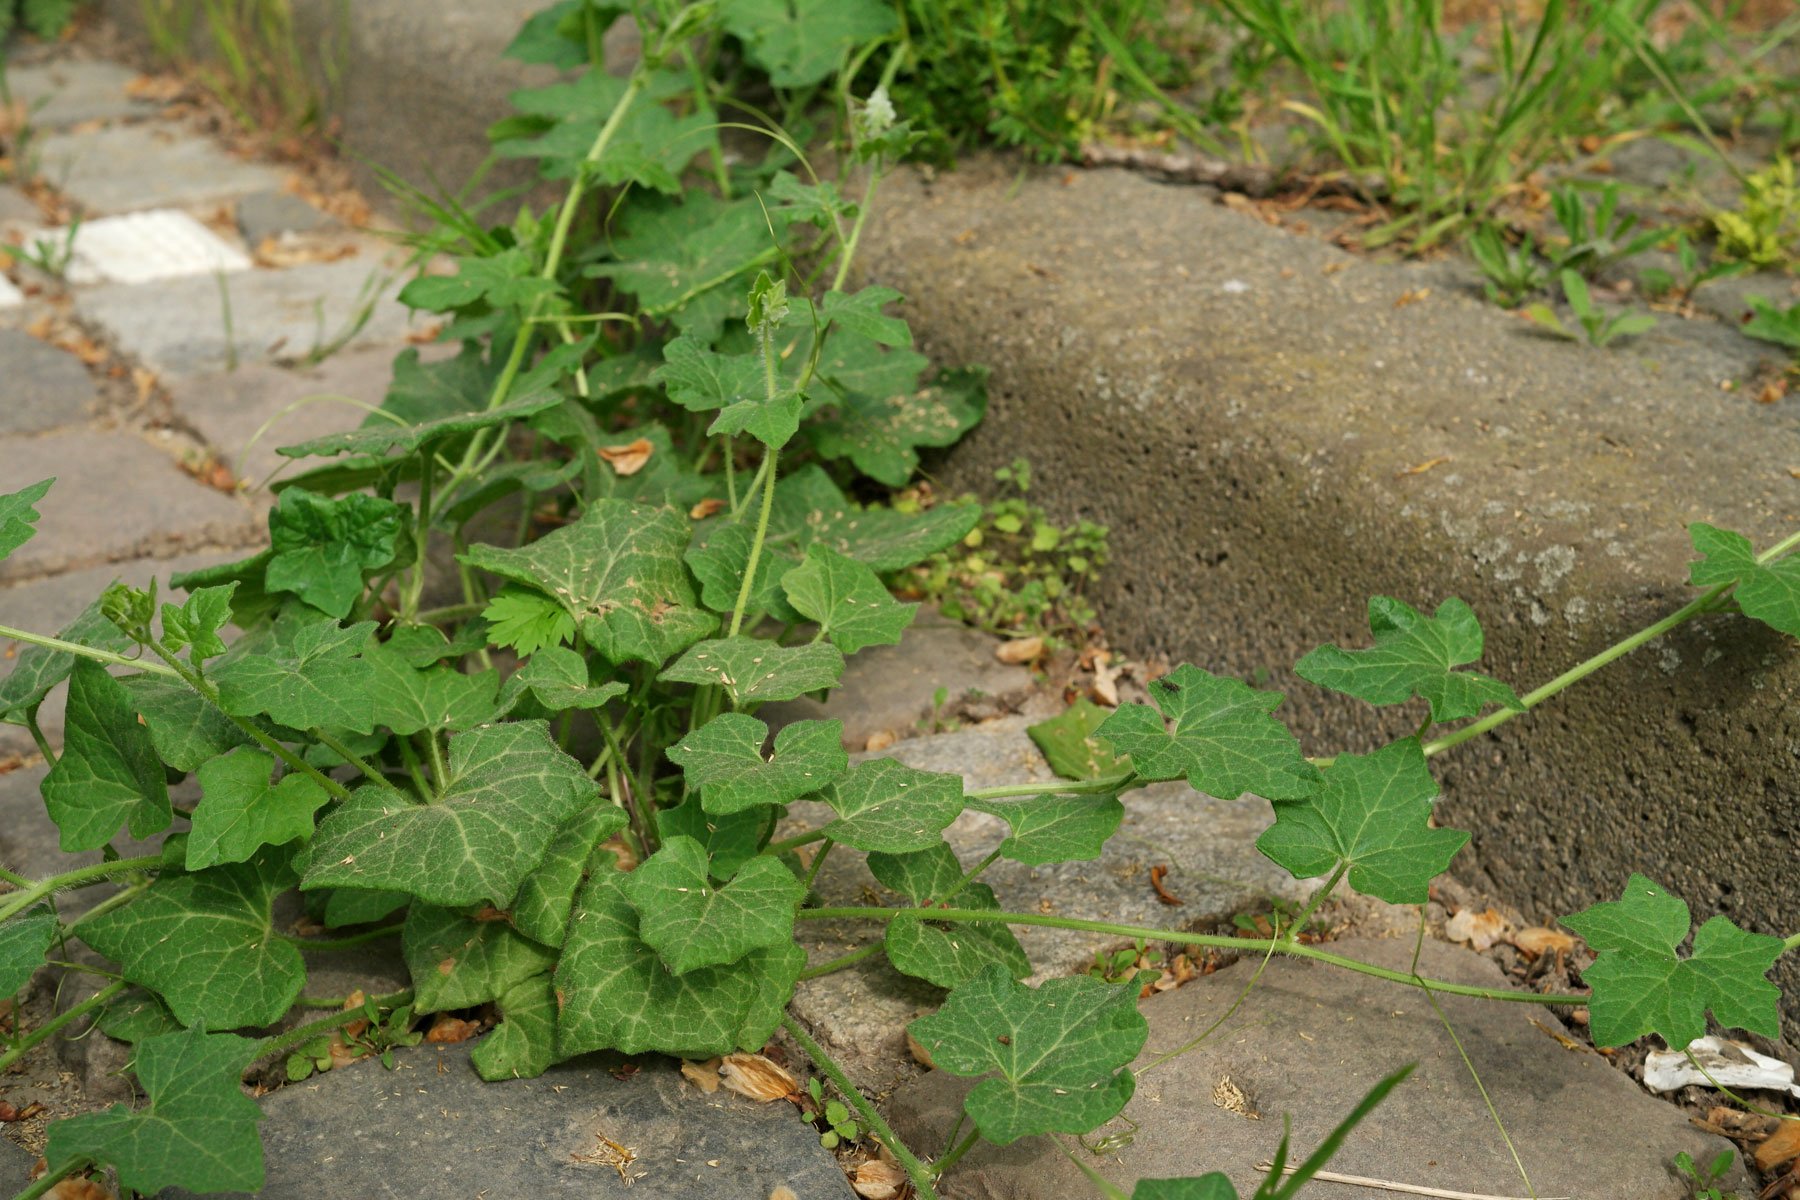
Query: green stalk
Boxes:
[
  {"xmin": 936, "ymin": 847, "xmax": 1001, "ymax": 906},
  {"xmin": 932, "ymin": 1125, "xmax": 983, "ymax": 1178},
  {"xmin": 254, "ymin": 989, "xmax": 414, "ymax": 1062},
  {"xmin": 796, "ymin": 907, "xmax": 1585, "ymax": 1006},
  {"xmin": 1424, "ymin": 526, "xmax": 1800, "ymax": 759},
  {"xmin": 965, "ymin": 774, "xmax": 1134, "ymax": 801},
  {"xmin": 765, "ymin": 829, "xmax": 827, "ymax": 855},
  {"xmin": 1785, "ymin": 932, "xmax": 1800, "ymax": 954},
  {"xmin": 797, "ymin": 943, "xmax": 883, "ymax": 980},
  {"xmin": 277, "ymin": 924, "xmax": 404, "ymax": 952},
  {"xmin": 727, "ymin": 447, "xmax": 779, "ymax": 640},
  {"xmin": 1283, "ymin": 861, "xmax": 1347, "ymax": 938},
  {"xmin": 9, "ymin": 1160, "xmax": 83, "ymax": 1200},
  {"xmin": 0, "ymin": 857, "xmax": 164, "ymax": 926},
  {"xmin": 0, "ymin": 982, "xmax": 126, "ymax": 1075},
  {"xmin": 0, "ymin": 624, "xmax": 178, "ymax": 677},
  {"xmin": 802, "ymin": 838, "xmax": 836, "ymax": 890},
  {"xmin": 782, "ymin": 1012, "xmax": 938, "ymax": 1199}
]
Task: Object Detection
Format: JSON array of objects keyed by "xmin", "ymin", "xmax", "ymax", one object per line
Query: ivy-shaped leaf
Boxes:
[
  {"xmin": 363, "ymin": 640, "xmax": 500, "ymax": 736},
  {"xmin": 658, "ymin": 636, "xmax": 844, "ymax": 705},
  {"xmin": 623, "ymin": 836, "xmax": 806, "ymax": 975},
  {"xmin": 821, "ymin": 286, "xmax": 911, "ymax": 347},
  {"xmin": 1296, "ymin": 597, "xmax": 1523, "ymax": 725},
  {"xmin": 1097, "ymin": 665, "xmax": 1320, "ymax": 801},
  {"xmin": 822, "ymin": 758, "xmax": 965, "ymax": 853},
  {"xmin": 909, "ymin": 965, "xmax": 1147, "ymax": 1145},
  {"xmin": 498, "ymin": 69, "xmax": 716, "ymax": 192},
  {"xmin": 588, "ymin": 194, "xmax": 784, "ymax": 339},
  {"xmin": 41, "ymin": 661, "xmax": 172, "ymax": 852},
  {"xmin": 1255, "ymin": 738, "xmax": 1465, "ymax": 905},
  {"xmin": 667, "ymin": 713, "xmax": 847, "ymax": 815},
  {"xmin": 707, "ymin": 382, "xmax": 804, "ymax": 449},
  {"xmin": 495, "ymin": 645, "xmax": 627, "ymax": 717},
  {"xmin": 402, "ymin": 904, "xmax": 556, "ymax": 1014},
  {"xmin": 654, "ymin": 798, "xmax": 772, "ymax": 882},
  {"xmin": 652, "ymin": 336, "xmax": 763, "ymax": 412},
  {"xmin": 0, "ymin": 477, "xmax": 52, "ymax": 561},
  {"xmin": 212, "ymin": 616, "xmax": 378, "ymax": 733},
  {"xmin": 556, "ymin": 871, "xmax": 804, "ymax": 1059},
  {"xmin": 186, "ymin": 747, "xmax": 330, "ymax": 870},
  {"xmin": 470, "ymin": 974, "xmax": 559, "ymax": 1081},
  {"xmin": 769, "ymin": 464, "xmax": 982, "ymax": 572},
  {"xmin": 302, "ymin": 721, "xmax": 599, "ymax": 908},
  {"xmin": 80, "ymin": 850, "xmax": 303, "ymax": 1029},
  {"xmin": 320, "ymin": 888, "xmax": 409, "ymax": 930},
  {"xmin": 1689, "ymin": 523, "xmax": 1800, "ymax": 638},
  {"xmin": 398, "ymin": 248, "xmax": 556, "ymax": 314},
  {"xmin": 684, "ymin": 519, "xmax": 798, "ymax": 622},
  {"xmin": 968, "ymin": 793, "xmax": 1124, "ymax": 866},
  {"xmin": 276, "ymin": 392, "xmax": 562, "ymax": 461},
  {"xmin": 886, "ymin": 884, "xmax": 1031, "ymax": 989},
  {"xmin": 511, "ymin": 803, "xmax": 628, "ymax": 948},
  {"xmin": 159, "ymin": 584, "xmax": 236, "ymax": 664},
  {"xmin": 1563, "ymin": 874, "xmax": 1783, "ymax": 1049},
  {"xmin": 782, "ymin": 544, "xmax": 918, "ymax": 653},
  {"xmin": 117, "ymin": 676, "xmax": 253, "ymax": 773},
  {"xmin": 461, "ymin": 500, "xmax": 717, "ymax": 667},
  {"xmin": 1028, "ymin": 699, "xmax": 1130, "ymax": 781},
  {"xmin": 809, "ymin": 338, "xmax": 987, "ymax": 486},
  {"xmin": 765, "ymin": 171, "xmax": 854, "ymax": 230},
  {"xmin": 1133, "ymin": 1179, "xmax": 1238, "ymax": 1200},
  {"xmin": 0, "ymin": 906, "xmax": 56, "ymax": 997},
  {"xmin": 867, "ymin": 842, "xmax": 964, "ymax": 904},
  {"xmin": 45, "ymin": 1029, "xmax": 264, "ymax": 1197},
  {"xmin": 720, "ymin": 0, "xmax": 898, "ymax": 87},
  {"xmin": 264, "ymin": 489, "xmax": 408, "ymax": 620}
]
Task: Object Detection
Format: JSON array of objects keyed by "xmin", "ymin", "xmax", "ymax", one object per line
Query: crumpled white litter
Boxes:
[{"xmin": 1642, "ymin": 1035, "xmax": 1800, "ymax": 1098}]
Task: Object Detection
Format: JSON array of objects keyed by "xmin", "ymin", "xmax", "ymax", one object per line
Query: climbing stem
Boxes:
[
  {"xmin": 796, "ymin": 908, "xmax": 1586, "ymax": 1006},
  {"xmin": 1785, "ymin": 931, "xmax": 1800, "ymax": 954},
  {"xmin": 933, "ymin": 1125, "xmax": 983, "ymax": 1177},
  {"xmin": 0, "ymin": 981, "xmax": 126, "ymax": 1075},
  {"xmin": 277, "ymin": 924, "xmax": 404, "ymax": 952},
  {"xmin": 802, "ymin": 838, "xmax": 836, "ymax": 891},
  {"xmin": 255, "ymin": 990, "xmax": 415, "ymax": 1062},
  {"xmin": 0, "ymin": 624, "xmax": 177, "ymax": 677},
  {"xmin": 965, "ymin": 774, "xmax": 1136, "ymax": 801},
  {"xmin": 797, "ymin": 943, "xmax": 883, "ymax": 981},
  {"xmin": 1284, "ymin": 861, "xmax": 1348, "ymax": 938},
  {"xmin": 9, "ymin": 1160, "xmax": 83, "ymax": 1200},
  {"xmin": 782, "ymin": 1012, "xmax": 938, "ymax": 1200},
  {"xmin": 765, "ymin": 829, "xmax": 827, "ymax": 855},
  {"xmin": 1425, "ymin": 525, "xmax": 1800, "ymax": 759},
  {"xmin": 727, "ymin": 446, "xmax": 780, "ymax": 640},
  {"xmin": 0, "ymin": 857, "xmax": 164, "ymax": 926},
  {"xmin": 937, "ymin": 848, "xmax": 1002, "ymax": 906}
]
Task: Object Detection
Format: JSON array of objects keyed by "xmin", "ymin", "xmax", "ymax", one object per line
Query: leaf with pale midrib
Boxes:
[
  {"xmin": 821, "ymin": 759, "xmax": 965, "ymax": 853},
  {"xmin": 41, "ymin": 660, "xmax": 171, "ymax": 852},
  {"xmin": 623, "ymin": 836, "xmax": 805, "ymax": 975},
  {"xmin": 403, "ymin": 904, "xmax": 556, "ymax": 1014},
  {"xmin": 657, "ymin": 636, "xmax": 844, "ymax": 705},
  {"xmin": 186, "ymin": 746, "xmax": 330, "ymax": 870},
  {"xmin": 1296, "ymin": 596, "xmax": 1522, "ymax": 725},
  {"xmin": 666, "ymin": 713, "xmax": 846, "ymax": 815}
]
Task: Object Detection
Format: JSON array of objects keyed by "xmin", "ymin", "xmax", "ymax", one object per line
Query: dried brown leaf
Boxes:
[
  {"xmin": 852, "ymin": 1158, "xmax": 909, "ymax": 1199},
  {"xmin": 1091, "ymin": 651, "xmax": 1121, "ymax": 707},
  {"xmin": 1510, "ymin": 926, "xmax": 1575, "ymax": 961},
  {"xmin": 719, "ymin": 1052, "xmax": 797, "ymax": 1102},
  {"xmin": 1757, "ymin": 1120, "xmax": 1800, "ymax": 1172},
  {"xmin": 424, "ymin": 1014, "xmax": 480, "ymax": 1044},
  {"xmin": 598, "ymin": 438, "xmax": 654, "ymax": 476},
  {"xmin": 864, "ymin": 730, "xmax": 897, "ymax": 753},
  {"xmin": 1444, "ymin": 907, "xmax": 1509, "ymax": 951},
  {"xmin": 689, "ymin": 497, "xmax": 725, "ymax": 520},
  {"xmin": 906, "ymin": 1031, "xmax": 935, "ymax": 1070},
  {"xmin": 994, "ymin": 636, "xmax": 1044, "ymax": 665},
  {"xmin": 681, "ymin": 1057, "xmax": 723, "ymax": 1093}
]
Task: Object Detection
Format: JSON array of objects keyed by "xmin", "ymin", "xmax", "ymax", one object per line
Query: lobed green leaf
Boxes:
[
  {"xmin": 623, "ymin": 835, "xmax": 806, "ymax": 974},
  {"xmin": 41, "ymin": 661, "xmax": 171, "ymax": 852},
  {"xmin": 1296, "ymin": 597, "xmax": 1522, "ymax": 725},
  {"xmin": 667, "ymin": 713, "xmax": 847, "ymax": 815}
]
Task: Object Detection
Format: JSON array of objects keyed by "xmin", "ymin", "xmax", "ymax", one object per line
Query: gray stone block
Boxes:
[
  {"xmin": 888, "ymin": 937, "xmax": 1747, "ymax": 1200},
  {"xmin": 0, "ymin": 328, "xmax": 99, "ymax": 435},
  {"xmin": 35, "ymin": 124, "xmax": 284, "ymax": 215},
  {"xmin": 235, "ymin": 190, "xmax": 335, "ymax": 246},
  {"xmin": 6, "ymin": 59, "xmax": 161, "ymax": 129},
  {"xmin": 0, "ymin": 431, "xmax": 259, "ymax": 584},
  {"xmin": 854, "ymin": 157, "xmax": 1800, "ymax": 1028},
  {"xmin": 0, "ymin": 549, "xmax": 246, "ymax": 757},
  {"xmin": 0, "ymin": 764, "xmax": 178, "ymax": 912},
  {"xmin": 160, "ymin": 1042, "xmax": 853, "ymax": 1199},
  {"xmin": 0, "ymin": 1137, "xmax": 33, "ymax": 1193},
  {"xmin": 786, "ymin": 723, "xmax": 1308, "ymax": 1094},
  {"xmin": 76, "ymin": 255, "xmax": 417, "ymax": 376},
  {"xmin": 0, "ymin": 184, "xmax": 42, "ymax": 230},
  {"xmin": 165, "ymin": 344, "xmax": 405, "ymax": 492}
]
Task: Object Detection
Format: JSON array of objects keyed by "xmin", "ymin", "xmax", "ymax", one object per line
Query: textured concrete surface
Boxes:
[
  {"xmin": 236, "ymin": 189, "xmax": 336, "ymax": 245},
  {"xmin": 76, "ymin": 253, "xmax": 414, "ymax": 375},
  {"xmin": 35, "ymin": 124, "xmax": 284, "ymax": 214},
  {"xmin": 855, "ymin": 157, "xmax": 1800, "ymax": 1027},
  {"xmin": 5, "ymin": 58, "xmax": 161, "ymax": 129},
  {"xmin": 0, "ymin": 328, "xmax": 99, "ymax": 435},
  {"xmin": 889, "ymin": 937, "xmax": 1748, "ymax": 1200},
  {"xmin": 162, "ymin": 1042, "xmax": 853, "ymax": 1199},
  {"xmin": 786, "ymin": 722, "xmax": 1310, "ymax": 1094},
  {"xmin": 0, "ymin": 1137, "xmax": 33, "ymax": 1193}
]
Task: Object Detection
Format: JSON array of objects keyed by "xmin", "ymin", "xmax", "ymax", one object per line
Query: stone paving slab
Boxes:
[
  {"xmin": 786, "ymin": 722, "xmax": 1309, "ymax": 1094},
  {"xmin": 0, "ymin": 549, "xmax": 245, "ymax": 757},
  {"xmin": 31, "ymin": 208, "xmax": 254, "ymax": 286},
  {"xmin": 4, "ymin": 59, "xmax": 161, "ymax": 129},
  {"xmin": 0, "ymin": 327, "xmax": 101, "ymax": 435},
  {"xmin": 236, "ymin": 190, "xmax": 337, "ymax": 245},
  {"xmin": 35, "ymin": 124, "xmax": 284, "ymax": 215},
  {"xmin": 856, "ymin": 156, "xmax": 1800, "ymax": 1029},
  {"xmin": 168, "ymin": 343, "xmax": 406, "ymax": 492},
  {"xmin": 0, "ymin": 1137, "xmax": 33, "ymax": 1193},
  {"xmin": 889, "ymin": 937, "xmax": 1748, "ymax": 1200},
  {"xmin": 162, "ymin": 1042, "xmax": 853, "ymax": 1200},
  {"xmin": 76, "ymin": 254, "xmax": 416, "ymax": 375},
  {"xmin": 0, "ymin": 430, "xmax": 258, "ymax": 584}
]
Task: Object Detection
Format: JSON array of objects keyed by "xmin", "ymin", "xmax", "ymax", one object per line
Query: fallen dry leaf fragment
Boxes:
[
  {"xmin": 1396, "ymin": 455, "xmax": 1452, "ymax": 477},
  {"xmin": 1393, "ymin": 287, "xmax": 1431, "ymax": 309},
  {"xmin": 425, "ymin": 1014, "xmax": 480, "ymax": 1044},
  {"xmin": 1510, "ymin": 926, "xmax": 1574, "ymax": 962},
  {"xmin": 770, "ymin": 1188, "xmax": 800, "ymax": 1200},
  {"xmin": 852, "ymin": 1159, "xmax": 908, "ymax": 1199},
  {"xmin": 46, "ymin": 1177, "xmax": 113, "ymax": 1200},
  {"xmin": 906, "ymin": 1031, "xmax": 935, "ymax": 1070},
  {"xmin": 1149, "ymin": 864, "xmax": 1183, "ymax": 907},
  {"xmin": 1757, "ymin": 1120, "xmax": 1800, "ymax": 1172},
  {"xmin": 689, "ymin": 497, "xmax": 725, "ymax": 520},
  {"xmin": 0, "ymin": 1100, "xmax": 46, "ymax": 1122},
  {"xmin": 339, "ymin": 990, "xmax": 369, "ymax": 1040},
  {"xmin": 864, "ymin": 729, "xmax": 897, "ymax": 753},
  {"xmin": 1759, "ymin": 377, "xmax": 1789, "ymax": 405},
  {"xmin": 598, "ymin": 437, "xmax": 654, "ymax": 476},
  {"xmin": 1444, "ymin": 907, "xmax": 1509, "ymax": 951},
  {"xmin": 680, "ymin": 1057, "xmax": 722, "ymax": 1093},
  {"xmin": 719, "ymin": 1052, "xmax": 797, "ymax": 1102},
  {"xmin": 1091, "ymin": 651, "xmax": 1121, "ymax": 707},
  {"xmin": 994, "ymin": 636, "xmax": 1044, "ymax": 665}
]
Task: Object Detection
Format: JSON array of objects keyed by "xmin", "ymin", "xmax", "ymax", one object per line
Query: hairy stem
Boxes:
[
  {"xmin": 0, "ymin": 856, "xmax": 164, "ymax": 926},
  {"xmin": 1284, "ymin": 861, "xmax": 1348, "ymax": 938},
  {"xmin": 933, "ymin": 1125, "xmax": 983, "ymax": 1178},
  {"xmin": 0, "ymin": 624, "xmax": 177, "ymax": 677},
  {"xmin": 0, "ymin": 981, "xmax": 126, "ymax": 1075},
  {"xmin": 255, "ymin": 989, "xmax": 415, "ymax": 1062},
  {"xmin": 277, "ymin": 924, "xmax": 404, "ymax": 952},
  {"xmin": 965, "ymin": 774, "xmax": 1135, "ymax": 801},
  {"xmin": 9, "ymin": 1160, "xmax": 83, "ymax": 1200},
  {"xmin": 796, "ymin": 908, "xmax": 1586, "ymax": 1006},
  {"xmin": 782, "ymin": 1012, "xmax": 938, "ymax": 1200},
  {"xmin": 797, "ymin": 943, "xmax": 882, "ymax": 980}
]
